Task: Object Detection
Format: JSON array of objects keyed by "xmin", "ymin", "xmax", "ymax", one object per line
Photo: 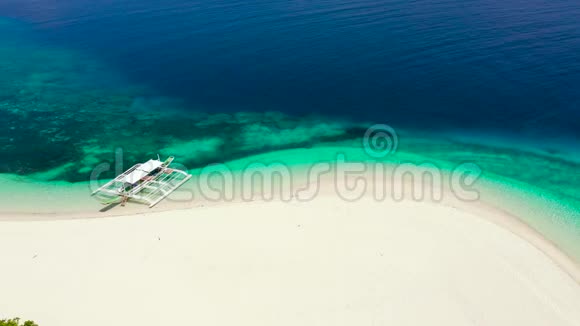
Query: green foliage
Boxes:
[{"xmin": 0, "ymin": 318, "xmax": 38, "ymax": 326}]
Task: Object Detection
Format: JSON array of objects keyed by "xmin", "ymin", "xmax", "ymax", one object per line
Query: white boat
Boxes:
[{"xmin": 91, "ymin": 156, "xmax": 192, "ymax": 208}]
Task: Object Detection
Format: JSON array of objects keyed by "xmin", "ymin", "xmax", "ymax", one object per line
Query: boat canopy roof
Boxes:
[{"xmin": 122, "ymin": 159, "xmax": 163, "ymax": 184}]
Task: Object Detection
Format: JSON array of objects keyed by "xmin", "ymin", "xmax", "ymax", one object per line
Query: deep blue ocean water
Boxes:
[{"xmin": 1, "ymin": 0, "xmax": 579, "ymax": 136}]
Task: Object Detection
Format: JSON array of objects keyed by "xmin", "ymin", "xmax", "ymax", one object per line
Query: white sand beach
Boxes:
[{"xmin": 1, "ymin": 193, "xmax": 579, "ymax": 326}]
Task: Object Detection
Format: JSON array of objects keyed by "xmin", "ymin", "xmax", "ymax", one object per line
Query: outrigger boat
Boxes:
[{"xmin": 91, "ymin": 156, "xmax": 192, "ymax": 208}]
